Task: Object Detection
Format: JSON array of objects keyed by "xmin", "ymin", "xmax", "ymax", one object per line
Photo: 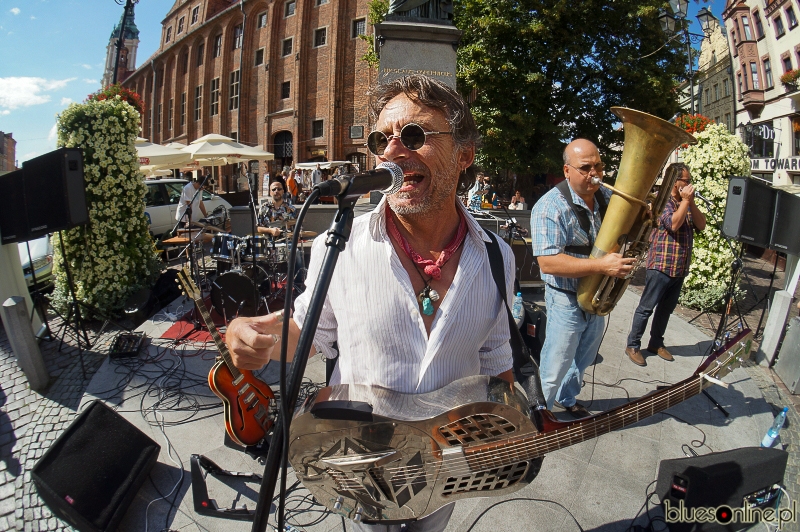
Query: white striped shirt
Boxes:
[{"xmin": 293, "ymin": 198, "xmax": 515, "ymax": 394}]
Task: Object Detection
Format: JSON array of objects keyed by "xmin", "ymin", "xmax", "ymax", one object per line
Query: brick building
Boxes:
[
  {"xmin": 723, "ymin": 0, "xmax": 800, "ymax": 185},
  {"xmin": 121, "ymin": 0, "xmax": 376, "ymax": 191},
  {"xmin": 0, "ymin": 132, "xmax": 17, "ymax": 173}
]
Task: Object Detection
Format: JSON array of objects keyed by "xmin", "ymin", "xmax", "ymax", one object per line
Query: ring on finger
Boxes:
[{"xmin": 271, "ymin": 333, "xmax": 280, "ymax": 345}]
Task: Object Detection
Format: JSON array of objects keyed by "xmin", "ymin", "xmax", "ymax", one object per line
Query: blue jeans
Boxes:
[
  {"xmin": 539, "ymin": 285, "xmax": 606, "ymax": 409},
  {"xmin": 627, "ymin": 269, "xmax": 684, "ymax": 350}
]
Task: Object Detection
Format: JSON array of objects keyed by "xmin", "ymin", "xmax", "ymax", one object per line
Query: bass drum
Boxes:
[{"xmin": 210, "ymin": 266, "xmax": 270, "ymax": 319}]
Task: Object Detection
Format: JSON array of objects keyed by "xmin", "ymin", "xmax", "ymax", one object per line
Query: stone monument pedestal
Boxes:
[{"xmin": 375, "ymin": 20, "xmax": 462, "ymax": 89}]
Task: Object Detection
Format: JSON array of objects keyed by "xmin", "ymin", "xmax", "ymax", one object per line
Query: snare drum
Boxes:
[
  {"xmin": 243, "ymin": 235, "xmax": 272, "ymax": 262},
  {"xmin": 211, "ymin": 234, "xmax": 240, "ymax": 262},
  {"xmin": 269, "ymin": 242, "xmax": 289, "ymax": 263}
]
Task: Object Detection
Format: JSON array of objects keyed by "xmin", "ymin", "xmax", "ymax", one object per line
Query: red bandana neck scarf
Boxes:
[{"xmin": 385, "ymin": 204, "xmax": 468, "ymax": 281}]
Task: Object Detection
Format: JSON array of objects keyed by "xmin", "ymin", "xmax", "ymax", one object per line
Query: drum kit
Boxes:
[{"xmin": 208, "ymin": 221, "xmax": 316, "ymax": 322}]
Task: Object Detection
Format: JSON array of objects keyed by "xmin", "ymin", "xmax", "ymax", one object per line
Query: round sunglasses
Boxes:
[{"xmin": 366, "ymin": 123, "xmax": 452, "ymax": 156}]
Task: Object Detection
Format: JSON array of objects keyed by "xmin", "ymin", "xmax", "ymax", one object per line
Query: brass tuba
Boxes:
[{"xmin": 576, "ymin": 107, "xmax": 697, "ymax": 316}]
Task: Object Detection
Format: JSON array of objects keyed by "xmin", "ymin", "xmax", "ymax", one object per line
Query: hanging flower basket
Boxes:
[{"xmin": 780, "ymin": 69, "xmax": 800, "ymax": 87}]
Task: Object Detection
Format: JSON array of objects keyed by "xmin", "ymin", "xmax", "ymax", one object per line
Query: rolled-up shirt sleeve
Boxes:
[
  {"xmin": 292, "ymin": 235, "xmax": 339, "ymax": 359},
  {"xmin": 478, "ymin": 240, "xmax": 515, "ymax": 376}
]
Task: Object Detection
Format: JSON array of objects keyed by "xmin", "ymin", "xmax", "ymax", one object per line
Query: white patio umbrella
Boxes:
[
  {"xmin": 135, "ymin": 137, "xmax": 191, "ymax": 168},
  {"xmin": 181, "ymin": 133, "xmax": 274, "ymax": 191}
]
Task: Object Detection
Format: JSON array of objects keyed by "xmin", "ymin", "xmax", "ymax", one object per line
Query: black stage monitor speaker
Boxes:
[
  {"xmin": 22, "ymin": 148, "xmax": 88, "ymax": 240},
  {"xmin": 722, "ymin": 177, "xmax": 776, "ymax": 248},
  {"xmin": 770, "ymin": 190, "xmax": 800, "ymax": 255},
  {"xmin": 656, "ymin": 447, "xmax": 788, "ymax": 532},
  {"xmin": 32, "ymin": 401, "xmax": 160, "ymax": 532},
  {"xmin": 0, "ymin": 169, "xmax": 29, "ymax": 245},
  {"xmin": 512, "ymin": 238, "xmax": 542, "ymax": 287}
]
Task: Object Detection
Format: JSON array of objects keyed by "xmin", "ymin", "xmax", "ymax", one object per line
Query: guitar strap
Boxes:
[
  {"xmin": 556, "ymin": 179, "xmax": 607, "ymax": 256},
  {"xmin": 484, "ymin": 231, "xmax": 547, "ymax": 417}
]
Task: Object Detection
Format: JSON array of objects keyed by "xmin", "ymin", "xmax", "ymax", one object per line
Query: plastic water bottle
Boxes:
[
  {"xmin": 512, "ymin": 292, "xmax": 524, "ymax": 320},
  {"xmin": 760, "ymin": 407, "xmax": 789, "ymax": 448}
]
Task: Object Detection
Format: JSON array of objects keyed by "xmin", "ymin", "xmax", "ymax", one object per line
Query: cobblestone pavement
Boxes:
[{"xmin": 0, "ymin": 313, "xmax": 122, "ymax": 532}]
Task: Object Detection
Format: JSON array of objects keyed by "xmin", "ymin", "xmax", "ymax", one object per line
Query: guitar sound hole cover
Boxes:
[{"xmin": 31, "ymin": 401, "xmax": 160, "ymax": 532}]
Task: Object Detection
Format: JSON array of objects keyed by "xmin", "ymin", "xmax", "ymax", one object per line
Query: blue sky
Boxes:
[{"xmin": 0, "ymin": 0, "xmax": 724, "ymax": 166}]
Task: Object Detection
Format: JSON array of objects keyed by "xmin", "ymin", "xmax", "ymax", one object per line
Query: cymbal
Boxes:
[
  {"xmin": 265, "ymin": 218, "xmax": 296, "ymax": 228},
  {"xmin": 298, "ymin": 230, "xmax": 317, "ymax": 238}
]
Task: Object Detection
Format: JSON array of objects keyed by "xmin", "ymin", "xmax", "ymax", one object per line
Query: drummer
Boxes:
[{"xmin": 259, "ymin": 179, "xmax": 305, "ymax": 289}]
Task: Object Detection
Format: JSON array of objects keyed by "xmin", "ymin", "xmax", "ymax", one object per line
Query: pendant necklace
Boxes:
[{"xmin": 385, "ymin": 204, "xmax": 468, "ymax": 316}]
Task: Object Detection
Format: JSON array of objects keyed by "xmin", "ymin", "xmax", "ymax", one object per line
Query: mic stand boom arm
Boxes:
[{"xmin": 251, "ymin": 190, "xmax": 356, "ymax": 532}]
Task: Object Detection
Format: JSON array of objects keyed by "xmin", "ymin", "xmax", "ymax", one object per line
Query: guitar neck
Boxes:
[
  {"xmin": 465, "ymin": 332, "xmax": 751, "ymax": 469},
  {"xmin": 179, "ymin": 272, "xmax": 243, "ymax": 381}
]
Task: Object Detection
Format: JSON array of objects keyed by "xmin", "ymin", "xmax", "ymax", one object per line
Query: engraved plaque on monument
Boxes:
[{"xmin": 375, "ymin": 0, "xmax": 462, "ymax": 88}]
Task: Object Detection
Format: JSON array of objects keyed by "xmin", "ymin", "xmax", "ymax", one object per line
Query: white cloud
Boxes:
[
  {"xmin": 30, "ymin": 16, "xmax": 36, "ymax": 20},
  {"xmin": 10, "ymin": 8, "xmax": 20, "ymax": 15},
  {"xmin": 0, "ymin": 77, "xmax": 76, "ymax": 111},
  {"xmin": 83, "ymin": 78, "xmax": 97, "ymax": 84},
  {"xmin": 0, "ymin": 110, "xmax": 9, "ymax": 116},
  {"xmin": 60, "ymin": 97, "xmax": 73, "ymax": 106},
  {"xmin": 22, "ymin": 151, "xmax": 38, "ymax": 161},
  {"xmin": 47, "ymin": 125, "xmax": 57, "ymax": 143},
  {"xmin": 82, "ymin": 64, "xmax": 92, "ymax": 70}
]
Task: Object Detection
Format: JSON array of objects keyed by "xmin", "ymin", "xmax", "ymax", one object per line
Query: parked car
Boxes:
[
  {"xmin": 18, "ymin": 234, "xmax": 53, "ymax": 291},
  {"xmin": 143, "ymin": 179, "xmax": 231, "ymax": 238}
]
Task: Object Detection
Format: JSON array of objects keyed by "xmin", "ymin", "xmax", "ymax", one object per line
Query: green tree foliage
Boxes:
[{"xmin": 456, "ymin": 0, "xmax": 689, "ymax": 176}]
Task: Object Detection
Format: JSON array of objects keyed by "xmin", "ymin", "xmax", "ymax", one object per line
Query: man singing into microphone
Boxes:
[
  {"xmin": 225, "ymin": 75, "xmax": 516, "ymax": 532},
  {"xmin": 625, "ymin": 163, "xmax": 706, "ymax": 366}
]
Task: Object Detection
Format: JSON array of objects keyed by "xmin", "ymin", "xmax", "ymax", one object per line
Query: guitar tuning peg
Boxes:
[
  {"xmin": 333, "ymin": 496, "xmax": 343, "ymax": 511},
  {"xmin": 353, "ymin": 507, "xmax": 363, "ymax": 523}
]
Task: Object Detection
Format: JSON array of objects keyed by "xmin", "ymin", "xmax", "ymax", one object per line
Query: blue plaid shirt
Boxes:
[{"xmin": 530, "ymin": 184, "xmax": 612, "ymax": 292}]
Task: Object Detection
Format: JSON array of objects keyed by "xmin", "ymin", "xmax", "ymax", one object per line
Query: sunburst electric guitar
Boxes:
[
  {"xmin": 177, "ymin": 268, "xmax": 275, "ymax": 446},
  {"xmin": 288, "ymin": 329, "xmax": 753, "ymax": 524}
]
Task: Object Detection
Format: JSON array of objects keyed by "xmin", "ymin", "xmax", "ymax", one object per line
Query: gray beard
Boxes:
[{"xmin": 387, "ymin": 153, "xmax": 458, "ymax": 216}]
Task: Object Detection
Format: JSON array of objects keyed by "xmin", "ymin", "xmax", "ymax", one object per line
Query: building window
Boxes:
[
  {"xmin": 178, "ymin": 16, "xmax": 185, "ymax": 34},
  {"xmin": 732, "ymin": 29, "xmax": 737, "ymax": 45},
  {"xmin": 764, "ymin": 59, "xmax": 774, "ymax": 88},
  {"xmin": 737, "ymin": 72, "xmax": 743, "ymax": 97},
  {"xmin": 233, "ymin": 25, "xmax": 243, "ymax": 49},
  {"xmin": 713, "ymin": 84, "xmax": 719, "ymax": 100},
  {"xmin": 775, "ymin": 15, "xmax": 785, "ymax": 37},
  {"xmin": 314, "ymin": 28, "xmax": 327, "ymax": 47},
  {"xmin": 191, "ymin": 6, "xmax": 200, "ymax": 24},
  {"xmin": 783, "ymin": 54, "xmax": 792, "ymax": 72},
  {"xmin": 704, "ymin": 88, "xmax": 710, "ymax": 105},
  {"xmin": 281, "ymin": 81, "xmax": 290, "ymax": 99},
  {"xmin": 725, "ymin": 113, "xmax": 731, "ymax": 131},
  {"xmin": 352, "ymin": 18, "xmax": 366, "ymax": 38},
  {"xmin": 194, "ymin": 86, "xmax": 202, "ymax": 121},
  {"xmin": 285, "ymin": 0, "xmax": 296, "ymax": 17},
  {"xmin": 754, "ymin": 12, "xmax": 764, "ymax": 38},
  {"xmin": 347, "ymin": 152, "xmax": 366, "ymax": 172},
  {"xmin": 213, "ymin": 34, "xmax": 222, "ymax": 57},
  {"xmin": 229, "ymin": 70, "xmax": 240, "ymax": 111},
  {"xmin": 312, "ymin": 119, "xmax": 324, "ymax": 138},
  {"xmin": 787, "ymin": 7, "xmax": 798, "ymax": 29},
  {"xmin": 168, "ymin": 99, "xmax": 174, "ymax": 131},
  {"xmin": 723, "ymin": 78, "xmax": 729, "ymax": 96},
  {"xmin": 282, "ymin": 38, "xmax": 293, "ymax": 56},
  {"xmin": 316, "ymin": 0, "xmax": 329, "ymax": 5},
  {"xmin": 350, "ymin": 125, "xmax": 364, "ymax": 139},
  {"xmin": 182, "ymin": 53, "xmax": 189, "ymax": 75},
  {"xmin": 157, "ymin": 103, "xmax": 162, "ymax": 132},
  {"xmin": 255, "ymin": 48, "xmax": 264, "ymax": 66},
  {"xmin": 742, "ymin": 15, "xmax": 753, "ymax": 39},
  {"xmin": 743, "ymin": 69, "xmax": 749, "ymax": 91},
  {"xmin": 196, "ymin": 43, "xmax": 204, "ymax": 66},
  {"xmin": 751, "ymin": 62, "xmax": 760, "ymax": 89},
  {"xmin": 746, "ymin": 122, "xmax": 775, "ymax": 158},
  {"xmin": 257, "ymin": 12, "xmax": 267, "ymax": 28},
  {"xmin": 165, "ymin": 27, "xmax": 172, "ymax": 43},
  {"xmin": 180, "ymin": 92, "xmax": 186, "ymax": 127},
  {"xmin": 210, "ymin": 77, "xmax": 220, "ymax": 116}
]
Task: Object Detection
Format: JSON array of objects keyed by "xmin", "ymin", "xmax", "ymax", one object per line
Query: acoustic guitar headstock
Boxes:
[
  {"xmin": 695, "ymin": 328, "xmax": 753, "ymax": 383},
  {"xmin": 175, "ymin": 267, "xmax": 201, "ymax": 302}
]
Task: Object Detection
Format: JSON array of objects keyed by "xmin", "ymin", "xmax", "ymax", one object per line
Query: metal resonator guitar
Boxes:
[{"xmin": 288, "ymin": 329, "xmax": 752, "ymax": 524}]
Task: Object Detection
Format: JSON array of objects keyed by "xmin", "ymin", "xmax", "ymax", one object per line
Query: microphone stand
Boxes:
[
  {"xmin": 251, "ymin": 189, "xmax": 355, "ymax": 532},
  {"xmin": 171, "ymin": 174, "xmax": 211, "ymax": 339},
  {"xmin": 247, "ymin": 169, "xmax": 260, "ymax": 314}
]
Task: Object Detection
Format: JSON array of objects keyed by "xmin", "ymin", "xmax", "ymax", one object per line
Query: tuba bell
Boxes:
[{"xmin": 576, "ymin": 107, "xmax": 697, "ymax": 316}]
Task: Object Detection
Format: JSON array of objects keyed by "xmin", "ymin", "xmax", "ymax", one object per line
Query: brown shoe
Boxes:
[
  {"xmin": 555, "ymin": 402, "xmax": 592, "ymax": 419},
  {"xmin": 626, "ymin": 347, "xmax": 646, "ymax": 367},
  {"xmin": 647, "ymin": 346, "xmax": 674, "ymax": 361}
]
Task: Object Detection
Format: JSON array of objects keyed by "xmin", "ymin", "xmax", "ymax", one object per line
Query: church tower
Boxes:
[{"xmin": 102, "ymin": 5, "xmax": 140, "ymax": 87}]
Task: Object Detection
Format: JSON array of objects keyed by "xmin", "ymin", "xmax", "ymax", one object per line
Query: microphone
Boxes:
[
  {"xmin": 313, "ymin": 162, "xmax": 404, "ymax": 200},
  {"xmin": 694, "ymin": 190, "xmax": 712, "ymax": 204}
]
